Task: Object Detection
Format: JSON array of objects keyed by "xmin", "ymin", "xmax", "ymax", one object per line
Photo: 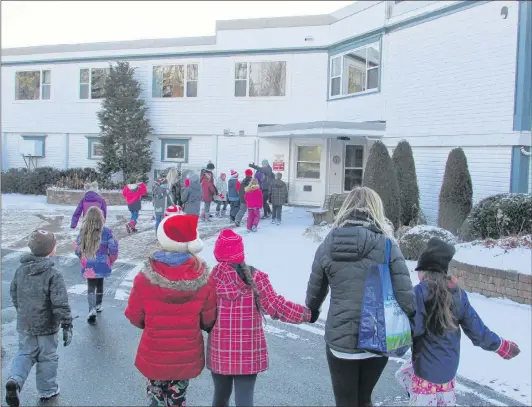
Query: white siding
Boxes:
[
  {"xmin": 215, "ymin": 136, "xmax": 257, "ymax": 176},
  {"xmin": 68, "ymin": 134, "xmax": 98, "ymax": 168},
  {"xmin": 5, "ymin": 133, "xmax": 67, "ymax": 169}
]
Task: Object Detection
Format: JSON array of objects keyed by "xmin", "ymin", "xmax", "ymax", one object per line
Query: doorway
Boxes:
[{"xmin": 343, "ymin": 145, "xmax": 364, "ymax": 192}]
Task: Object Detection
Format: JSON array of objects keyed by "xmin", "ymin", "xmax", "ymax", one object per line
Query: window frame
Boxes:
[
  {"xmin": 160, "ymin": 138, "xmax": 189, "ymax": 163},
  {"xmin": 295, "ymin": 144, "xmax": 322, "ymax": 180},
  {"xmin": 79, "ymin": 67, "xmax": 110, "ymax": 100},
  {"xmin": 151, "ymin": 63, "xmax": 199, "ymax": 99},
  {"xmin": 87, "ymin": 137, "xmax": 104, "ymax": 160},
  {"xmin": 14, "ymin": 69, "xmax": 51, "ymax": 101},
  {"xmin": 21, "ymin": 135, "xmax": 46, "ymax": 157},
  {"xmin": 328, "ymin": 40, "xmax": 381, "ymax": 100},
  {"xmin": 343, "ymin": 145, "xmax": 365, "ymax": 192},
  {"xmin": 233, "ymin": 60, "xmax": 288, "ymax": 98}
]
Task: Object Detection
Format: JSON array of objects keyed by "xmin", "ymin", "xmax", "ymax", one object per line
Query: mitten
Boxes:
[
  {"xmin": 496, "ymin": 338, "xmax": 520, "ymax": 360},
  {"xmin": 219, "ymin": 194, "xmax": 225, "ymax": 200},
  {"xmin": 310, "ymin": 309, "xmax": 320, "ymax": 323},
  {"xmin": 62, "ymin": 324, "xmax": 73, "ymax": 347}
]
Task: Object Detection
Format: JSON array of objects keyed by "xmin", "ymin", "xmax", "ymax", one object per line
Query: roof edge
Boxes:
[{"xmin": 215, "ymin": 14, "xmax": 337, "ymax": 31}]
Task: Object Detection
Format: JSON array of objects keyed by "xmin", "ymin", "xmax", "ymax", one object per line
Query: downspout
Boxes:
[
  {"xmin": 326, "ymin": 137, "xmax": 331, "ymax": 195},
  {"xmin": 287, "ymin": 137, "xmax": 292, "ymax": 203},
  {"xmin": 64, "ymin": 133, "xmax": 70, "ymax": 169}
]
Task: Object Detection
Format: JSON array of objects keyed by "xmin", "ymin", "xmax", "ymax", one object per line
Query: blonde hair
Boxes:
[
  {"xmin": 166, "ymin": 168, "xmax": 179, "ymax": 187},
  {"xmin": 80, "ymin": 206, "xmax": 104, "ymax": 258},
  {"xmin": 333, "ymin": 187, "xmax": 394, "ymax": 238}
]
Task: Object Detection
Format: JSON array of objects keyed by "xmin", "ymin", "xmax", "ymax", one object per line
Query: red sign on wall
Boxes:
[{"xmin": 273, "ymin": 160, "xmax": 285, "ymax": 171}]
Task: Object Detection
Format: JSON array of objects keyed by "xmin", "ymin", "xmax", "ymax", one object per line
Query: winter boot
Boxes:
[
  {"xmin": 126, "ymin": 222, "xmax": 132, "ymax": 234},
  {"xmin": 252, "ymin": 226, "xmax": 258, "ymax": 232},
  {"xmin": 215, "ymin": 211, "xmax": 221, "ymax": 218},
  {"xmin": 5, "ymin": 379, "xmax": 20, "ymax": 407},
  {"xmin": 271, "ymin": 218, "xmax": 276, "ymax": 224},
  {"xmin": 221, "ymin": 209, "xmax": 227, "ymax": 217},
  {"xmin": 235, "ymin": 221, "xmax": 241, "ymax": 227},
  {"xmin": 200, "ymin": 210, "xmax": 206, "ymax": 221}
]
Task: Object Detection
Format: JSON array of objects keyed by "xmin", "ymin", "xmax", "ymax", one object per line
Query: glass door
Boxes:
[{"xmin": 344, "ymin": 145, "xmax": 364, "ymax": 192}]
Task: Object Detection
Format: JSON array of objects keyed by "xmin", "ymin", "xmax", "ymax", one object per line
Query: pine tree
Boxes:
[
  {"xmin": 362, "ymin": 141, "xmax": 402, "ymax": 230},
  {"xmin": 392, "ymin": 140, "xmax": 420, "ymax": 226},
  {"xmin": 97, "ymin": 61, "xmax": 153, "ymax": 184},
  {"xmin": 438, "ymin": 147, "xmax": 473, "ymax": 234}
]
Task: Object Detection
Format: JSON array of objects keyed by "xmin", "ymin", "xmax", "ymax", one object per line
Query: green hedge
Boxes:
[{"xmin": 466, "ymin": 193, "xmax": 532, "ymax": 239}]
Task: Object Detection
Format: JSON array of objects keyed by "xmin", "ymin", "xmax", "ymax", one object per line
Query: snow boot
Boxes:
[
  {"xmin": 215, "ymin": 211, "xmax": 221, "ymax": 218},
  {"xmin": 235, "ymin": 221, "xmax": 241, "ymax": 227},
  {"xmin": 5, "ymin": 379, "xmax": 20, "ymax": 407},
  {"xmin": 221, "ymin": 209, "xmax": 227, "ymax": 217},
  {"xmin": 87, "ymin": 309, "xmax": 97, "ymax": 324},
  {"xmin": 252, "ymin": 226, "xmax": 257, "ymax": 232},
  {"xmin": 126, "ymin": 222, "xmax": 131, "ymax": 234},
  {"xmin": 95, "ymin": 304, "xmax": 104, "ymax": 313}
]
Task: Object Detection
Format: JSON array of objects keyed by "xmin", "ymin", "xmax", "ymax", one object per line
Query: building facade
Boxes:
[{"xmin": 1, "ymin": 0, "xmax": 531, "ymax": 223}]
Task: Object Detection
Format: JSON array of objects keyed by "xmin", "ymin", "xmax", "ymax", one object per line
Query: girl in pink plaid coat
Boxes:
[{"xmin": 207, "ymin": 229, "xmax": 319, "ymax": 407}]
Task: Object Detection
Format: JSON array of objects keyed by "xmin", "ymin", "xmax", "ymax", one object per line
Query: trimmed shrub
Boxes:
[
  {"xmin": 392, "ymin": 140, "xmax": 420, "ymax": 226},
  {"xmin": 399, "ymin": 225, "xmax": 458, "ymax": 260},
  {"xmin": 363, "ymin": 141, "xmax": 402, "ymax": 230},
  {"xmin": 438, "ymin": 148, "xmax": 473, "ymax": 234},
  {"xmin": 466, "ymin": 193, "xmax": 532, "ymax": 239}
]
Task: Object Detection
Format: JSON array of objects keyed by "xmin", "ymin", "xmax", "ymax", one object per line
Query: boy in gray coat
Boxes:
[
  {"xmin": 152, "ymin": 174, "xmax": 174, "ymax": 234},
  {"xmin": 181, "ymin": 173, "xmax": 202, "ymax": 216},
  {"xmin": 5, "ymin": 230, "xmax": 73, "ymax": 407}
]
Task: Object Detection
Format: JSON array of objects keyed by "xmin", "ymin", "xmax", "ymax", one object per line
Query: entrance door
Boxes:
[{"xmin": 344, "ymin": 145, "xmax": 364, "ymax": 192}]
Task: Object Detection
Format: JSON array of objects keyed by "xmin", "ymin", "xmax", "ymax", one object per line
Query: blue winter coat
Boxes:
[
  {"xmin": 410, "ymin": 280, "xmax": 501, "ymax": 384},
  {"xmin": 75, "ymin": 227, "xmax": 119, "ymax": 279},
  {"xmin": 227, "ymin": 178, "xmax": 240, "ymax": 202}
]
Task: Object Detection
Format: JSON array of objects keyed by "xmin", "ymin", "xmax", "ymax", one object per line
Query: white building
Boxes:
[{"xmin": 1, "ymin": 0, "xmax": 531, "ymax": 223}]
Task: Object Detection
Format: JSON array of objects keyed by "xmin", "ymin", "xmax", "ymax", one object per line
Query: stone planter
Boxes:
[
  {"xmin": 449, "ymin": 259, "xmax": 532, "ymax": 305},
  {"xmin": 46, "ymin": 188, "xmax": 125, "ymax": 206}
]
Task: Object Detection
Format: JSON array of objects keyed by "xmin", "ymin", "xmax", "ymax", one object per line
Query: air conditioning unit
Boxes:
[{"xmin": 20, "ymin": 139, "xmax": 45, "ymax": 157}]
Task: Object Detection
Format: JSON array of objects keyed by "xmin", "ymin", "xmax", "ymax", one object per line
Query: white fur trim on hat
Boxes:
[{"xmin": 156, "ymin": 214, "xmax": 203, "ymax": 253}]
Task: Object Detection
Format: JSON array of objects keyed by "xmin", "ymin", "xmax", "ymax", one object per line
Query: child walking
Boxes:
[
  {"xmin": 214, "ymin": 172, "xmax": 228, "ymax": 217},
  {"xmin": 74, "ymin": 207, "xmax": 119, "ymax": 324},
  {"xmin": 181, "ymin": 174, "xmax": 202, "ymax": 216},
  {"xmin": 244, "ymin": 178, "xmax": 262, "ymax": 232},
  {"xmin": 5, "ymin": 230, "xmax": 73, "ymax": 407},
  {"xmin": 152, "ymin": 172, "xmax": 174, "ymax": 234},
  {"xmin": 125, "ymin": 213, "xmax": 216, "ymax": 407},
  {"xmin": 396, "ymin": 237, "xmax": 520, "ymax": 406},
  {"xmin": 268, "ymin": 172, "xmax": 288, "ymax": 225},
  {"xmin": 227, "ymin": 170, "xmax": 241, "ymax": 222},
  {"xmin": 122, "ymin": 177, "xmax": 147, "ymax": 233},
  {"xmin": 207, "ymin": 229, "xmax": 318, "ymax": 407},
  {"xmin": 201, "ymin": 171, "xmax": 216, "ymax": 221},
  {"xmin": 70, "ymin": 181, "xmax": 107, "ymax": 229}
]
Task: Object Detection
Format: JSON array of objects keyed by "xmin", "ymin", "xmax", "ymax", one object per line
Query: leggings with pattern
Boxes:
[{"xmin": 146, "ymin": 379, "xmax": 189, "ymax": 407}]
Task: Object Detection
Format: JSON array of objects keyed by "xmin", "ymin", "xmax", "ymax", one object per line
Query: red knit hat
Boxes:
[
  {"xmin": 157, "ymin": 214, "xmax": 203, "ymax": 253},
  {"xmin": 214, "ymin": 229, "xmax": 245, "ymax": 263},
  {"xmin": 230, "ymin": 169, "xmax": 238, "ymax": 178},
  {"xmin": 245, "ymin": 169, "xmax": 253, "ymax": 177}
]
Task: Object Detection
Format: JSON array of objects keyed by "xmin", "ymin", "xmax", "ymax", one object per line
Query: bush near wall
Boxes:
[
  {"xmin": 1, "ymin": 167, "xmax": 100, "ymax": 195},
  {"xmin": 465, "ymin": 193, "xmax": 532, "ymax": 240}
]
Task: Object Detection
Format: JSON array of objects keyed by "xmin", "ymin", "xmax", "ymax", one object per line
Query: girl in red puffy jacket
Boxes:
[
  {"xmin": 200, "ymin": 172, "xmax": 216, "ymax": 222},
  {"xmin": 125, "ymin": 213, "xmax": 216, "ymax": 407},
  {"xmin": 122, "ymin": 177, "xmax": 147, "ymax": 234},
  {"xmin": 206, "ymin": 229, "xmax": 319, "ymax": 407}
]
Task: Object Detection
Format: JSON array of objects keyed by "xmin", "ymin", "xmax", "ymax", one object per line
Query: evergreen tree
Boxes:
[
  {"xmin": 438, "ymin": 147, "xmax": 473, "ymax": 234},
  {"xmin": 97, "ymin": 61, "xmax": 153, "ymax": 183},
  {"xmin": 392, "ymin": 140, "xmax": 420, "ymax": 226},
  {"xmin": 362, "ymin": 141, "xmax": 402, "ymax": 230}
]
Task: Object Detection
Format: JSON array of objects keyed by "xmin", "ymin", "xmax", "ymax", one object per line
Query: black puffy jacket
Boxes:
[{"xmin": 305, "ymin": 212, "xmax": 415, "ymax": 354}]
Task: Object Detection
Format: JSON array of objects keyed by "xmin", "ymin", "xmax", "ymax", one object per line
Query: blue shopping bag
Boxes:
[{"xmin": 357, "ymin": 239, "xmax": 412, "ymax": 357}]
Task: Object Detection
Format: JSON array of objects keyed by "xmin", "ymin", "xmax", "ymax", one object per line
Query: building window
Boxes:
[
  {"xmin": 344, "ymin": 145, "xmax": 364, "ymax": 191},
  {"xmin": 80, "ymin": 68, "xmax": 110, "ymax": 99},
  {"xmin": 20, "ymin": 135, "xmax": 46, "ymax": 157},
  {"xmin": 296, "ymin": 146, "xmax": 321, "ymax": 179},
  {"xmin": 152, "ymin": 64, "xmax": 198, "ymax": 98},
  {"xmin": 234, "ymin": 61, "xmax": 286, "ymax": 97},
  {"xmin": 87, "ymin": 138, "xmax": 104, "ymax": 159},
  {"xmin": 15, "ymin": 70, "xmax": 51, "ymax": 100},
  {"xmin": 161, "ymin": 139, "xmax": 189, "ymax": 162},
  {"xmin": 329, "ymin": 41, "xmax": 380, "ymax": 98}
]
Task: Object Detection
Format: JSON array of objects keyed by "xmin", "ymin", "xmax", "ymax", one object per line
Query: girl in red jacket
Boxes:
[
  {"xmin": 207, "ymin": 229, "xmax": 319, "ymax": 407},
  {"xmin": 125, "ymin": 212, "xmax": 217, "ymax": 407},
  {"xmin": 122, "ymin": 177, "xmax": 147, "ymax": 234},
  {"xmin": 244, "ymin": 178, "xmax": 263, "ymax": 232},
  {"xmin": 201, "ymin": 172, "xmax": 217, "ymax": 222}
]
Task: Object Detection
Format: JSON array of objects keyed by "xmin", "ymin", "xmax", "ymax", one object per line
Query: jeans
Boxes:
[
  {"xmin": 271, "ymin": 205, "xmax": 283, "ymax": 221},
  {"xmin": 203, "ymin": 201, "xmax": 212, "ymax": 215},
  {"xmin": 87, "ymin": 278, "xmax": 104, "ymax": 311},
  {"xmin": 229, "ymin": 201, "xmax": 240, "ymax": 220},
  {"xmin": 216, "ymin": 201, "xmax": 228, "ymax": 212},
  {"xmin": 155, "ymin": 215, "xmax": 163, "ymax": 233},
  {"xmin": 147, "ymin": 379, "xmax": 189, "ymax": 407},
  {"xmin": 9, "ymin": 333, "xmax": 59, "ymax": 398},
  {"xmin": 262, "ymin": 194, "xmax": 271, "ymax": 217},
  {"xmin": 326, "ymin": 346, "xmax": 388, "ymax": 407},
  {"xmin": 130, "ymin": 210, "xmax": 139, "ymax": 222},
  {"xmin": 235, "ymin": 202, "xmax": 247, "ymax": 223},
  {"xmin": 211, "ymin": 372, "xmax": 258, "ymax": 407},
  {"xmin": 247, "ymin": 208, "xmax": 260, "ymax": 230}
]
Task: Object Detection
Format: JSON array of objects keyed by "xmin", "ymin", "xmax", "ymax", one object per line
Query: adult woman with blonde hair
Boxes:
[
  {"xmin": 166, "ymin": 167, "xmax": 183, "ymax": 207},
  {"xmin": 305, "ymin": 186, "xmax": 415, "ymax": 407},
  {"xmin": 74, "ymin": 206, "xmax": 118, "ymax": 324}
]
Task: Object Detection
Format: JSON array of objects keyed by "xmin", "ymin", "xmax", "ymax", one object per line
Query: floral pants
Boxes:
[
  {"xmin": 395, "ymin": 361, "xmax": 456, "ymax": 406},
  {"xmin": 147, "ymin": 379, "xmax": 189, "ymax": 407}
]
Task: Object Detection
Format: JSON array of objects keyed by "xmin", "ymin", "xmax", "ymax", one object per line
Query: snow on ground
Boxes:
[{"xmin": 454, "ymin": 241, "xmax": 532, "ymax": 275}]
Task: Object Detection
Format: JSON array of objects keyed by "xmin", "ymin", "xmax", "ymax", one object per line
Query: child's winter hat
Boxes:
[
  {"xmin": 28, "ymin": 229, "xmax": 56, "ymax": 257},
  {"xmin": 261, "ymin": 159, "xmax": 269, "ymax": 166},
  {"xmin": 84, "ymin": 181, "xmax": 99, "ymax": 192},
  {"xmin": 164, "ymin": 205, "xmax": 183, "ymax": 217},
  {"xmin": 157, "ymin": 213, "xmax": 203, "ymax": 253},
  {"xmin": 230, "ymin": 170, "xmax": 239, "ymax": 178},
  {"xmin": 206, "ymin": 162, "xmax": 215, "ymax": 171},
  {"xmin": 214, "ymin": 229, "xmax": 245, "ymax": 263},
  {"xmin": 415, "ymin": 237, "xmax": 456, "ymax": 275},
  {"xmin": 245, "ymin": 169, "xmax": 253, "ymax": 177}
]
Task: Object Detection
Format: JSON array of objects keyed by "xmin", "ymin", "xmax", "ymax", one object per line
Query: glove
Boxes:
[
  {"xmin": 496, "ymin": 338, "xmax": 520, "ymax": 360},
  {"xmin": 310, "ymin": 309, "xmax": 320, "ymax": 323},
  {"xmin": 219, "ymin": 194, "xmax": 225, "ymax": 200},
  {"xmin": 62, "ymin": 324, "xmax": 73, "ymax": 347}
]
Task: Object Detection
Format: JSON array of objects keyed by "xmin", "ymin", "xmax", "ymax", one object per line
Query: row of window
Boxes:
[{"xmin": 13, "ymin": 41, "xmax": 381, "ymax": 101}]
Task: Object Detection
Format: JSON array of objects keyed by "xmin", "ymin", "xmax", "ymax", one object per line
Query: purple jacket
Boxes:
[
  {"xmin": 254, "ymin": 171, "xmax": 264, "ymax": 188},
  {"xmin": 71, "ymin": 191, "xmax": 108, "ymax": 228},
  {"xmin": 74, "ymin": 226, "xmax": 118, "ymax": 278}
]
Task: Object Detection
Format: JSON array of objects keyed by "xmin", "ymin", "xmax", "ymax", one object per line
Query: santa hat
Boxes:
[
  {"xmin": 157, "ymin": 213, "xmax": 203, "ymax": 253},
  {"xmin": 214, "ymin": 229, "xmax": 245, "ymax": 263},
  {"xmin": 230, "ymin": 170, "xmax": 239, "ymax": 178},
  {"xmin": 245, "ymin": 169, "xmax": 253, "ymax": 177},
  {"xmin": 164, "ymin": 205, "xmax": 183, "ymax": 217}
]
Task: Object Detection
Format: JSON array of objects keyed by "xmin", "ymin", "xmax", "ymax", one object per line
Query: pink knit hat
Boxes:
[{"xmin": 214, "ymin": 229, "xmax": 245, "ymax": 263}]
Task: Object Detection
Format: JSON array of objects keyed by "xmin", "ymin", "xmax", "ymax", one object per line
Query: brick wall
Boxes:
[
  {"xmin": 449, "ymin": 260, "xmax": 532, "ymax": 305},
  {"xmin": 46, "ymin": 188, "xmax": 124, "ymax": 206}
]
